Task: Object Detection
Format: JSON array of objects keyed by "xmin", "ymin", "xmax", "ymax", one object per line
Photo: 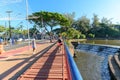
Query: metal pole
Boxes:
[
  {"xmin": 25, "ymin": 0, "xmax": 30, "ymax": 48},
  {"xmin": 4, "ymin": 22, "xmax": 6, "ymax": 41},
  {"xmin": 8, "ymin": 13, "xmax": 11, "ymax": 39},
  {"xmin": 6, "ymin": 11, "xmax": 12, "ymax": 39}
]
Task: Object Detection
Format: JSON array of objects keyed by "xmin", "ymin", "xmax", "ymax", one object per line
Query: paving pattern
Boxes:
[
  {"xmin": 17, "ymin": 44, "xmax": 71, "ymax": 80},
  {"xmin": 0, "ymin": 41, "xmax": 53, "ymax": 79}
]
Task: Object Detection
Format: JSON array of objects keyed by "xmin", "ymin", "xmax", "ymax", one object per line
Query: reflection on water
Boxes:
[
  {"xmin": 74, "ymin": 51, "xmax": 104, "ymax": 80},
  {"xmin": 74, "ymin": 40, "xmax": 120, "ymax": 80},
  {"xmin": 81, "ymin": 40, "xmax": 120, "ymax": 46}
]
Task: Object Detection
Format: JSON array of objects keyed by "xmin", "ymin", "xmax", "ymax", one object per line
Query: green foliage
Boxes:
[
  {"xmin": 61, "ymin": 32, "xmax": 67, "ymax": 38},
  {"xmin": 29, "ymin": 11, "xmax": 69, "ymax": 42},
  {"xmin": 61, "ymin": 28, "xmax": 81, "ymax": 39},
  {"xmin": 29, "ymin": 25, "xmax": 39, "ymax": 37},
  {"xmin": 22, "ymin": 30, "xmax": 28, "ymax": 36},
  {"xmin": 80, "ymin": 34, "xmax": 86, "ymax": 39},
  {"xmin": 88, "ymin": 26, "xmax": 120, "ymax": 38},
  {"xmin": 63, "ymin": 12, "xmax": 75, "ymax": 27},
  {"xmin": 92, "ymin": 14, "xmax": 100, "ymax": 28},
  {"xmin": 0, "ymin": 25, "xmax": 6, "ymax": 32},
  {"xmin": 0, "ymin": 11, "xmax": 119, "ymax": 40},
  {"xmin": 13, "ymin": 29, "xmax": 22, "ymax": 34},
  {"xmin": 87, "ymin": 33, "xmax": 95, "ymax": 38},
  {"xmin": 73, "ymin": 16, "xmax": 90, "ymax": 34},
  {"xmin": 74, "ymin": 34, "xmax": 80, "ymax": 39},
  {"xmin": 59, "ymin": 13, "xmax": 76, "ymax": 36},
  {"xmin": 29, "ymin": 11, "xmax": 69, "ymax": 32},
  {"xmin": 56, "ymin": 13, "xmax": 120, "ymax": 39}
]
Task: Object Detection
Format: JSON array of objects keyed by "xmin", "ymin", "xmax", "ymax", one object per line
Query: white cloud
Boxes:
[{"xmin": 0, "ymin": 0, "xmax": 22, "ymax": 6}]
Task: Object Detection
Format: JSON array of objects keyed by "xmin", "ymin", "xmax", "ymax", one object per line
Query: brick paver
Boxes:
[
  {"xmin": 0, "ymin": 41, "xmax": 53, "ymax": 80},
  {"xmin": 17, "ymin": 44, "xmax": 72, "ymax": 80}
]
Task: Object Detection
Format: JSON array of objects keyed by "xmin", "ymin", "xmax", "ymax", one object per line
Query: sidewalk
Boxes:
[
  {"xmin": 0, "ymin": 41, "xmax": 53, "ymax": 80},
  {"xmin": 0, "ymin": 44, "xmax": 38, "ymax": 60},
  {"xmin": 0, "ymin": 40, "xmax": 51, "ymax": 60}
]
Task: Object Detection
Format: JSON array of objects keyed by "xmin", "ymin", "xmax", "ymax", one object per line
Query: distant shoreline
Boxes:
[{"xmin": 87, "ymin": 38, "xmax": 120, "ymax": 40}]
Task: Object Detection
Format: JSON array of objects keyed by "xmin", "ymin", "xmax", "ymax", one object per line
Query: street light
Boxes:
[
  {"xmin": 25, "ymin": 0, "xmax": 39, "ymax": 49},
  {"xmin": 25, "ymin": 0, "xmax": 31, "ymax": 49},
  {"xmin": 6, "ymin": 10, "xmax": 12, "ymax": 39}
]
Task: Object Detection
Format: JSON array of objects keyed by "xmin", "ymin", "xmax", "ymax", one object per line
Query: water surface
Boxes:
[
  {"xmin": 74, "ymin": 40, "xmax": 120, "ymax": 80},
  {"xmin": 81, "ymin": 40, "xmax": 120, "ymax": 46},
  {"xmin": 74, "ymin": 51, "xmax": 104, "ymax": 80}
]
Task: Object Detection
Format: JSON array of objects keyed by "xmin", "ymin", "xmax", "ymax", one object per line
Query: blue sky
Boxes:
[
  {"xmin": 0, "ymin": 0, "xmax": 120, "ymax": 29},
  {"xmin": 29, "ymin": 0, "xmax": 120, "ymax": 23}
]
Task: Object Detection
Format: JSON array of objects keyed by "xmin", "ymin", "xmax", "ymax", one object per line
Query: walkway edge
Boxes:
[{"xmin": 9, "ymin": 43, "xmax": 55, "ymax": 80}]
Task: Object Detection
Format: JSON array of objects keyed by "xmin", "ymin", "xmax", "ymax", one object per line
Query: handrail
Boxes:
[{"xmin": 64, "ymin": 42, "xmax": 83, "ymax": 80}]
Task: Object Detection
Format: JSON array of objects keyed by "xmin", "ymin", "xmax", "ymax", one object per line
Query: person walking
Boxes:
[
  {"xmin": 57, "ymin": 36, "xmax": 62, "ymax": 52},
  {"xmin": 57, "ymin": 38, "xmax": 62, "ymax": 46},
  {"xmin": 32, "ymin": 39, "xmax": 36, "ymax": 54}
]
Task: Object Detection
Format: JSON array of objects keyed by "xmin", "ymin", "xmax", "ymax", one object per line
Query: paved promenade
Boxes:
[
  {"xmin": 0, "ymin": 41, "xmax": 53, "ymax": 80},
  {"xmin": 17, "ymin": 43, "xmax": 71, "ymax": 80}
]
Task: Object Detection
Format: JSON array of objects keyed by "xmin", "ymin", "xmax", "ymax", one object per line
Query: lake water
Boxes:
[
  {"xmin": 80, "ymin": 40, "xmax": 120, "ymax": 46},
  {"xmin": 74, "ymin": 40, "xmax": 120, "ymax": 80},
  {"xmin": 74, "ymin": 51, "xmax": 103, "ymax": 80}
]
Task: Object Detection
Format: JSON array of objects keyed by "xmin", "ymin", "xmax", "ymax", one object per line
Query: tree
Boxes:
[
  {"xmin": 57, "ymin": 12, "xmax": 75, "ymax": 35},
  {"xmin": 22, "ymin": 30, "xmax": 28, "ymax": 37},
  {"xmin": 0, "ymin": 25, "xmax": 6, "ymax": 32},
  {"xmin": 92, "ymin": 14, "xmax": 100, "ymax": 28},
  {"xmin": 61, "ymin": 28, "xmax": 81, "ymax": 39},
  {"xmin": 101, "ymin": 17, "xmax": 113, "ymax": 27},
  {"xmin": 73, "ymin": 16, "xmax": 90, "ymax": 34},
  {"xmin": 29, "ymin": 11, "xmax": 69, "ymax": 42},
  {"xmin": 87, "ymin": 33, "xmax": 95, "ymax": 38},
  {"xmin": 63, "ymin": 12, "xmax": 75, "ymax": 27},
  {"xmin": 29, "ymin": 25, "xmax": 39, "ymax": 38}
]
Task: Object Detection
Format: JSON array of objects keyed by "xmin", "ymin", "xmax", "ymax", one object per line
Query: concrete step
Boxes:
[
  {"xmin": 108, "ymin": 55, "xmax": 120, "ymax": 80},
  {"xmin": 118, "ymin": 53, "xmax": 120, "ymax": 60},
  {"xmin": 114, "ymin": 55, "xmax": 120, "ymax": 69}
]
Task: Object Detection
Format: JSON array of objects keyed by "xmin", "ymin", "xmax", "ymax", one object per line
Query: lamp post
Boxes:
[
  {"xmin": 6, "ymin": 11, "xmax": 12, "ymax": 39},
  {"xmin": 25, "ymin": 0, "xmax": 30, "ymax": 49}
]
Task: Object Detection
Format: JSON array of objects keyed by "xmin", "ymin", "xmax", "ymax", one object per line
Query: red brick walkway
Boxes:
[
  {"xmin": 0, "ymin": 44, "xmax": 40, "ymax": 60},
  {"xmin": 17, "ymin": 44, "xmax": 72, "ymax": 80}
]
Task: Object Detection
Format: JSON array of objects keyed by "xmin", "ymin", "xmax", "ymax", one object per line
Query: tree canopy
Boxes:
[
  {"xmin": 0, "ymin": 11, "xmax": 120, "ymax": 40},
  {"xmin": 29, "ymin": 11, "xmax": 69, "ymax": 32},
  {"xmin": 29, "ymin": 11, "xmax": 69, "ymax": 42},
  {"xmin": 0, "ymin": 25, "xmax": 6, "ymax": 32}
]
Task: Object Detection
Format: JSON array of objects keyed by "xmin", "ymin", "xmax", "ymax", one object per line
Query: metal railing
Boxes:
[{"xmin": 64, "ymin": 42, "xmax": 83, "ymax": 80}]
